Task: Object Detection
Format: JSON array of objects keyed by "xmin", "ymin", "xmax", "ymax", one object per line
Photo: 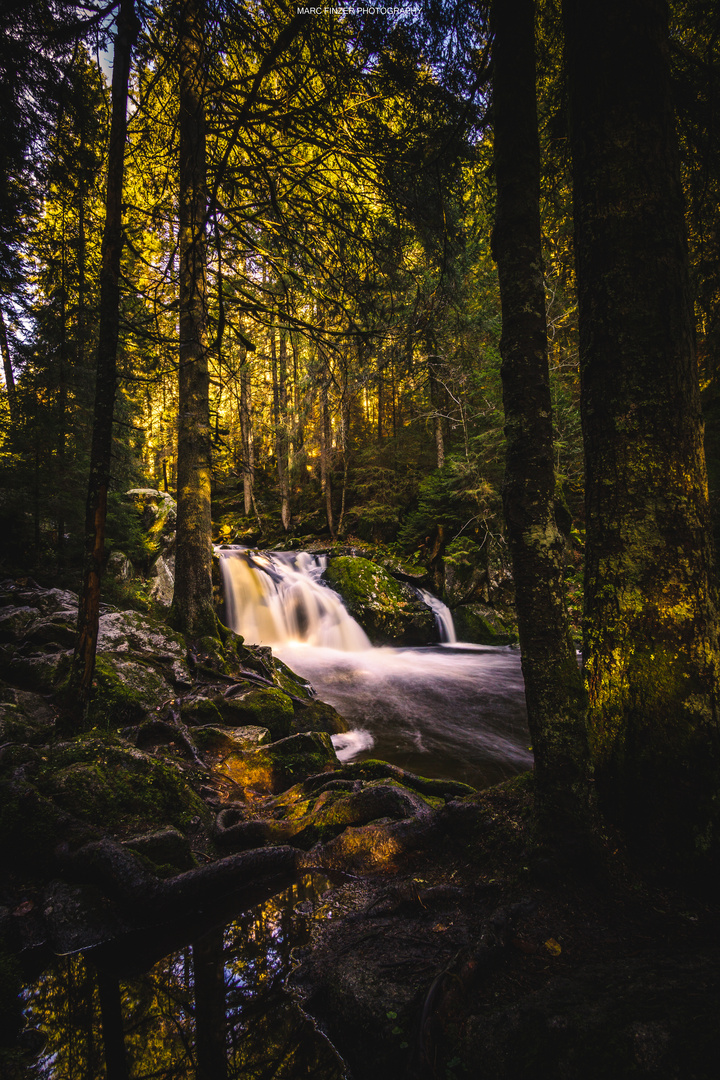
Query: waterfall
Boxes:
[
  {"xmin": 218, "ymin": 548, "xmax": 371, "ymax": 650},
  {"xmin": 219, "ymin": 547, "xmax": 457, "ymax": 650},
  {"xmin": 218, "ymin": 547, "xmax": 530, "ymax": 785},
  {"xmin": 418, "ymin": 588, "xmax": 457, "ymax": 644}
]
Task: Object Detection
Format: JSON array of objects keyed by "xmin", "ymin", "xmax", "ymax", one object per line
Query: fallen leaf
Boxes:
[
  {"xmin": 13, "ymin": 900, "xmax": 34, "ymax": 917},
  {"xmin": 544, "ymin": 938, "xmax": 562, "ymax": 956}
]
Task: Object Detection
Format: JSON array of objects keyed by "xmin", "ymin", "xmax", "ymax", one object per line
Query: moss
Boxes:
[
  {"xmin": 452, "ymin": 604, "xmax": 517, "ymax": 645},
  {"xmin": 180, "ymin": 697, "xmax": 224, "ymax": 727},
  {"xmin": 271, "ymin": 656, "xmax": 314, "ymax": 700},
  {"xmin": 324, "ymin": 555, "xmax": 436, "ymax": 645},
  {"xmin": 293, "ymin": 700, "xmax": 349, "ymax": 736},
  {"xmin": 85, "ymin": 657, "xmax": 149, "ymax": 728},
  {"xmin": 219, "ymin": 731, "xmax": 338, "ymax": 796},
  {"xmin": 40, "ymin": 743, "xmax": 210, "ymax": 836},
  {"xmin": 218, "ymin": 687, "xmax": 295, "ymax": 739}
]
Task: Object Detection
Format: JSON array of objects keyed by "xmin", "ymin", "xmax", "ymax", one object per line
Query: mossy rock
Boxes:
[
  {"xmin": 41, "ymin": 743, "xmax": 209, "ymax": 836},
  {"xmin": 0, "ymin": 777, "xmax": 87, "ymax": 870},
  {"xmin": 0, "ymin": 647, "xmax": 71, "ymax": 693},
  {"xmin": 219, "ymin": 731, "xmax": 339, "ymax": 795},
  {"xmin": 122, "ymin": 826, "xmax": 195, "ymax": 873},
  {"xmin": 323, "ymin": 556, "xmax": 437, "ymax": 646},
  {"xmin": 271, "ymin": 656, "xmax": 314, "ymax": 701},
  {"xmin": 0, "ymin": 688, "xmax": 56, "ymax": 744},
  {"xmin": 193, "ymin": 724, "xmax": 271, "ymax": 752},
  {"xmin": 293, "ymin": 700, "xmax": 349, "ymax": 736},
  {"xmin": 179, "ymin": 696, "xmax": 225, "ymax": 727},
  {"xmin": 217, "ymin": 686, "xmax": 295, "ymax": 739},
  {"xmin": 125, "ymin": 488, "xmax": 176, "ymax": 561},
  {"xmin": 452, "ymin": 603, "xmax": 517, "ymax": 645},
  {"xmin": 86, "ymin": 656, "xmax": 170, "ymax": 728}
]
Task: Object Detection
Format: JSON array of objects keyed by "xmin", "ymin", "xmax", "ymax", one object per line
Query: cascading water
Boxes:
[
  {"xmin": 219, "ymin": 548, "xmax": 531, "ymax": 788},
  {"xmin": 419, "ymin": 587, "xmax": 457, "ymax": 644}
]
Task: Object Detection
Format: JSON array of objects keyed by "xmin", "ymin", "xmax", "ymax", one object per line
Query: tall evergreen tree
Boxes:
[
  {"xmin": 72, "ymin": 0, "xmax": 140, "ymax": 710},
  {"xmin": 564, "ymin": 0, "xmax": 720, "ymax": 865},
  {"xmin": 169, "ymin": 0, "xmax": 217, "ymax": 637},
  {"xmin": 491, "ymin": 0, "xmax": 590, "ymax": 836}
]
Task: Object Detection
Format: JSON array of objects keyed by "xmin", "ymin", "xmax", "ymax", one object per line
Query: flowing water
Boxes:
[
  {"xmin": 18, "ymin": 552, "xmax": 531, "ymax": 1075},
  {"xmin": 219, "ymin": 548, "xmax": 532, "ymax": 789}
]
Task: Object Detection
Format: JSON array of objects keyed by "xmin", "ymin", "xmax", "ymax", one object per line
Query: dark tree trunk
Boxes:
[
  {"xmin": 170, "ymin": 0, "xmax": 217, "ymax": 638},
  {"xmin": 321, "ymin": 374, "xmax": 335, "ymax": 538},
  {"xmin": 193, "ymin": 927, "xmax": 228, "ymax": 1080},
  {"xmin": 0, "ymin": 306, "xmax": 17, "ymax": 422},
  {"xmin": 564, "ymin": 0, "xmax": 720, "ymax": 862},
  {"xmin": 96, "ymin": 968, "xmax": 129, "ymax": 1080},
  {"xmin": 492, "ymin": 0, "xmax": 590, "ymax": 833},
  {"xmin": 428, "ymin": 356, "xmax": 445, "ymax": 469},
  {"xmin": 270, "ymin": 317, "xmax": 290, "ymax": 531},
  {"xmin": 239, "ymin": 348, "xmax": 254, "ymax": 516},
  {"xmin": 71, "ymin": 0, "xmax": 138, "ymax": 713},
  {"xmin": 278, "ymin": 322, "xmax": 290, "ymax": 530}
]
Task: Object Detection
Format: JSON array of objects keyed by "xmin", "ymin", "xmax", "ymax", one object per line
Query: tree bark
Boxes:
[
  {"xmin": 193, "ymin": 927, "xmax": 228, "ymax": 1080},
  {"xmin": 71, "ymin": 0, "xmax": 138, "ymax": 712},
  {"xmin": 170, "ymin": 0, "xmax": 217, "ymax": 638},
  {"xmin": 239, "ymin": 347, "xmax": 254, "ymax": 517},
  {"xmin": 564, "ymin": 0, "xmax": 720, "ymax": 861},
  {"xmin": 491, "ymin": 0, "xmax": 590, "ymax": 833},
  {"xmin": 0, "ymin": 306, "xmax": 17, "ymax": 422},
  {"xmin": 270, "ymin": 316, "xmax": 291, "ymax": 531},
  {"xmin": 320, "ymin": 372, "xmax": 335, "ymax": 538}
]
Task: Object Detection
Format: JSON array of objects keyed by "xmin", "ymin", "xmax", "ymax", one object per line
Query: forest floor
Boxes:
[{"xmin": 291, "ymin": 777, "xmax": 720, "ymax": 1080}]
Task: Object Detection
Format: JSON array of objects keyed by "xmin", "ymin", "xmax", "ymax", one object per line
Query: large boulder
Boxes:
[
  {"xmin": 451, "ymin": 603, "xmax": 517, "ymax": 646},
  {"xmin": 218, "ymin": 730, "xmax": 339, "ymax": 796},
  {"xmin": 125, "ymin": 488, "xmax": 177, "ymax": 607},
  {"xmin": 323, "ymin": 556, "xmax": 438, "ymax": 646}
]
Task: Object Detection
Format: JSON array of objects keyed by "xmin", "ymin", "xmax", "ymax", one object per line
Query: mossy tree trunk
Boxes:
[
  {"xmin": 170, "ymin": 0, "xmax": 217, "ymax": 638},
  {"xmin": 564, "ymin": 0, "xmax": 720, "ymax": 862},
  {"xmin": 72, "ymin": 0, "xmax": 138, "ymax": 713},
  {"xmin": 491, "ymin": 0, "xmax": 591, "ymax": 834}
]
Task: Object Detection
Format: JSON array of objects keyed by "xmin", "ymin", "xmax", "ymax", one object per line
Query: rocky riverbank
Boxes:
[{"xmin": 0, "ymin": 580, "xmax": 718, "ymax": 1079}]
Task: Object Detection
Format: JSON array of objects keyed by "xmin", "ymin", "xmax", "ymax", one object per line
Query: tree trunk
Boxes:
[
  {"xmin": 170, "ymin": 0, "xmax": 217, "ymax": 638},
  {"xmin": 96, "ymin": 968, "xmax": 129, "ymax": 1080},
  {"xmin": 320, "ymin": 373, "xmax": 335, "ymax": 538},
  {"xmin": 428, "ymin": 358, "xmax": 445, "ymax": 469},
  {"xmin": 564, "ymin": 0, "xmax": 720, "ymax": 863},
  {"xmin": 492, "ymin": 0, "xmax": 590, "ymax": 833},
  {"xmin": 290, "ymin": 330, "xmax": 306, "ymax": 486},
  {"xmin": 0, "ymin": 306, "xmax": 17, "ymax": 422},
  {"xmin": 71, "ymin": 0, "xmax": 138, "ymax": 713},
  {"xmin": 270, "ymin": 319, "xmax": 290, "ymax": 531},
  {"xmin": 239, "ymin": 348, "xmax": 254, "ymax": 516},
  {"xmin": 193, "ymin": 927, "xmax": 228, "ymax": 1080},
  {"xmin": 278, "ymin": 323, "xmax": 290, "ymax": 530}
]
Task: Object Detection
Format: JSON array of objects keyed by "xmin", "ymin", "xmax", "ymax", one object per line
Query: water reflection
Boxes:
[{"xmin": 21, "ymin": 874, "xmax": 346, "ymax": 1080}]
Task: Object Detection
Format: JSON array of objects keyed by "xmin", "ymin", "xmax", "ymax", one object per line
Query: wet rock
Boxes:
[
  {"xmin": 123, "ymin": 827, "xmax": 195, "ymax": 872},
  {"xmin": 293, "ymin": 699, "xmax": 349, "ymax": 736},
  {"xmin": 323, "ymin": 556, "xmax": 438, "ymax": 646},
  {"xmin": 42, "ymin": 742, "xmax": 210, "ymax": 836},
  {"xmin": 452, "ymin": 603, "xmax": 517, "ymax": 645},
  {"xmin": 193, "ymin": 724, "xmax": 271, "ymax": 752},
  {"xmin": 217, "ymin": 685, "xmax": 295, "ymax": 739},
  {"xmin": 219, "ymin": 731, "xmax": 339, "ymax": 795}
]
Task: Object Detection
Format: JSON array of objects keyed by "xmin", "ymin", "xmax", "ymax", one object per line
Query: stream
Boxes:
[
  {"xmin": 221, "ymin": 547, "xmax": 532, "ymax": 788},
  {"xmin": 19, "ymin": 549, "xmax": 531, "ymax": 1076}
]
